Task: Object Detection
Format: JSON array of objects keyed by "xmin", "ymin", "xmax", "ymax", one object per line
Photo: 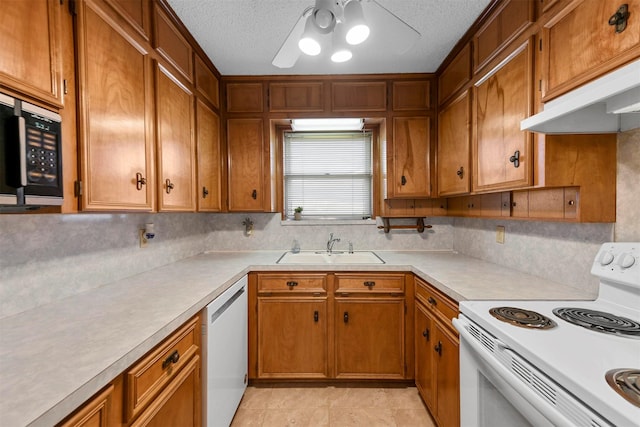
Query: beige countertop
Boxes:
[{"xmin": 0, "ymin": 250, "xmax": 595, "ymax": 427}]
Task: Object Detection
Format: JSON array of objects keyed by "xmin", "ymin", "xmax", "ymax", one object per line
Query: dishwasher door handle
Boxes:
[{"xmin": 210, "ymin": 287, "xmax": 246, "ymax": 324}]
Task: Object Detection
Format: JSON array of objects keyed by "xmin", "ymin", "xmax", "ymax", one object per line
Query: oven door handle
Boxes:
[{"xmin": 453, "ymin": 317, "xmax": 590, "ymax": 427}]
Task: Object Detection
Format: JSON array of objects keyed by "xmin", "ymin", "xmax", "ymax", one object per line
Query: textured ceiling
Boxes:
[{"xmin": 166, "ymin": 0, "xmax": 492, "ymax": 76}]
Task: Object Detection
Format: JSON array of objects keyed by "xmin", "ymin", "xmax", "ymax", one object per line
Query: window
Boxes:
[{"xmin": 284, "ymin": 131, "xmax": 373, "ymax": 220}]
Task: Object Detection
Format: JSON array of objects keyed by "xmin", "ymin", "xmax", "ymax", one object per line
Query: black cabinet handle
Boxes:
[
  {"xmin": 165, "ymin": 179, "xmax": 175, "ymax": 194},
  {"xmin": 135, "ymin": 172, "xmax": 146, "ymax": 190},
  {"xmin": 428, "ymin": 297, "xmax": 437, "ymax": 306},
  {"xmin": 202, "ymin": 186, "xmax": 209, "ymax": 198},
  {"xmin": 509, "ymin": 150, "xmax": 520, "ymax": 168},
  {"xmin": 608, "ymin": 4, "xmax": 629, "ymax": 33},
  {"xmin": 344, "ymin": 312, "xmax": 349, "ymax": 323},
  {"xmin": 162, "ymin": 350, "xmax": 180, "ymax": 369},
  {"xmin": 401, "ymin": 175, "xmax": 407, "ymax": 186},
  {"xmin": 456, "ymin": 167, "xmax": 464, "ymax": 179},
  {"xmin": 314, "ymin": 310, "xmax": 319, "ymax": 322},
  {"xmin": 434, "ymin": 341, "xmax": 442, "ymax": 356},
  {"xmin": 363, "ymin": 281, "xmax": 375, "ymax": 287},
  {"xmin": 286, "ymin": 281, "xmax": 298, "ymax": 287},
  {"xmin": 422, "ymin": 329, "xmax": 430, "ymax": 340},
  {"xmin": 251, "ymin": 189, "xmax": 257, "ymax": 199}
]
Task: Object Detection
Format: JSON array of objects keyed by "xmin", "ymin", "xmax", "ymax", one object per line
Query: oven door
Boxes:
[{"xmin": 453, "ymin": 315, "xmax": 611, "ymax": 427}]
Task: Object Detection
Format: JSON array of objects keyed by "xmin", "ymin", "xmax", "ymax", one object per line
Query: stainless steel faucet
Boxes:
[{"xmin": 327, "ymin": 233, "xmax": 340, "ymax": 254}]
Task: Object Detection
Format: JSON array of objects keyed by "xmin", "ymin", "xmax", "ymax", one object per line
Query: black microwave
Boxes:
[{"xmin": 0, "ymin": 92, "xmax": 63, "ymax": 210}]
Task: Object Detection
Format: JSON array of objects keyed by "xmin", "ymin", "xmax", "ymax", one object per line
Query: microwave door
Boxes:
[{"xmin": 0, "ymin": 94, "xmax": 18, "ymax": 205}]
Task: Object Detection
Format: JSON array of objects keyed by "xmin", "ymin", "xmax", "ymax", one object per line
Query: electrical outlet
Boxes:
[
  {"xmin": 496, "ymin": 225, "xmax": 505, "ymax": 244},
  {"xmin": 139, "ymin": 229, "xmax": 148, "ymax": 248}
]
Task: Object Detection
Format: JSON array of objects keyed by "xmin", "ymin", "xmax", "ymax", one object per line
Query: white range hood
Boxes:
[{"xmin": 521, "ymin": 59, "xmax": 640, "ymax": 134}]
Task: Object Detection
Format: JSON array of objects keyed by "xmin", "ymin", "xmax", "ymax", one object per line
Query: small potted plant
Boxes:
[{"xmin": 294, "ymin": 206, "xmax": 303, "ymax": 220}]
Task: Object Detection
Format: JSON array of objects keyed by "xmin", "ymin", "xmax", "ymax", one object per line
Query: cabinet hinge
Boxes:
[
  {"xmin": 266, "ymin": 88, "xmax": 269, "ymax": 109},
  {"xmin": 74, "ymin": 180, "xmax": 83, "ymax": 197},
  {"xmin": 63, "ymin": 79, "xmax": 68, "ymax": 95},
  {"xmin": 539, "ymin": 79, "xmax": 542, "ymax": 91},
  {"xmin": 68, "ymin": 0, "xmax": 77, "ymax": 15},
  {"xmin": 539, "ymin": 39, "xmax": 542, "ymax": 51}
]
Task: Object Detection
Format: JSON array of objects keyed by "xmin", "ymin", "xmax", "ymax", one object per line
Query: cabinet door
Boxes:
[
  {"xmin": 226, "ymin": 83, "xmax": 263, "ymax": 113},
  {"xmin": 269, "ymin": 82, "xmax": 324, "ymax": 112},
  {"xmin": 434, "ymin": 324, "xmax": 459, "ymax": 427},
  {"xmin": 130, "ymin": 355, "xmax": 201, "ymax": 427},
  {"xmin": 76, "ymin": 0, "xmax": 154, "ymax": 211},
  {"xmin": 227, "ymin": 118, "xmax": 265, "ymax": 211},
  {"xmin": 196, "ymin": 100, "xmax": 222, "ymax": 211},
  {"xmin": 391, "ymin": 117, "xmax": 431, "ymax": 198},
  {"xmin": 257, "ymin": 298, "xmax": 328, "ymax": 378},
  {"xmin": 156, "ymin": 64, "xmax": 196, "ymax": 211},
  {"xmin": 195, "ymin": 55, "xmax": 219, "ymax": 108},
  {"xmin": 542, "ymin": 0, "xmax": 640, "ymax": 101},
  {"xmin": 59, "ymin": 385, "xmax": 114, "ymax": 427},
  {"xmin": 415, "ymin": 303, "xmax": 435, "ymax": 412},
  {"xmin": 335, "ymin": 298, "xmax": 405, "ymax": 379},
  {"xmin": 438, "ymin": 90, "xmax": 470, "ymax": 196},
  {"xmin": 153, "ymin": 4, "xmax": 192, "ymax": 82},
  {"xmin": 439, "ymin": 43, "xmax": 471, "ymax": 105},
  {"xmin": 0, "ymin": 0, "xmax": 62, "ymax": 106},
  {"xmin": 392, "ymin": 81, "xmax": 431, "ymax": 111},
  {"xmin": 331, "ymin": 81, "xmax": 387, "ymax": 112},
  {"xmin": 474, "ymin": 40, "xmax": 533, "ymax": 192}
]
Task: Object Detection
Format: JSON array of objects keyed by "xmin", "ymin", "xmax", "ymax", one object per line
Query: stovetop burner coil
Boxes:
[
  {"xmin": 553, "ymin": 307, "xmax": 640, "ymax": 338},
  {"xmin": 489, "ymin": 307, "xmax": 557, "ymax": 329},
  {"xmin": 606, "ymin": 369, "xmax": 640, "ymax": 408}
]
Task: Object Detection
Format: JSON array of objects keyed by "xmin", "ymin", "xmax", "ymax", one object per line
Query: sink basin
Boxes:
[{"xmin": 277, "ymin": 251, "xmax": 384, "ymax": 264}]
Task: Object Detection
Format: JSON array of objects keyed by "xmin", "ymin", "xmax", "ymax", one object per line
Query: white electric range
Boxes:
[{"xmin": 453, "ymin": 242, "xmax": 640, "ymax": 426}]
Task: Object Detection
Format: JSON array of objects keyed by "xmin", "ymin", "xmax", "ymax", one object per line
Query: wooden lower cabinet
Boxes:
[
  {"xmin": 335, "ymin": 297, "xmax": 405, "ymax": 379},
  {"xmin": 57, "ymin": 315, "xmax": 201, "ymax": 427},
  {"xmin": 415, "ymin": 277, "xmax": 459, "ymax": 427},
  {"xmin": 257, "ymin": 297, "xmax": 329, "ymax": 378},
  {"xmin": 250, "ymin": 272, "xmax": 412, "ymax": 381}
]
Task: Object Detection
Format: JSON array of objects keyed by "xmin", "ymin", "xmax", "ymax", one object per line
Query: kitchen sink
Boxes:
[{"xmin": 276, "ymin": 251, "xmax": 385, "ymax": 264}]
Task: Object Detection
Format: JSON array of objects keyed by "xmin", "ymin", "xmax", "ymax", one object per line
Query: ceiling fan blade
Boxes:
[
  {"xmin": 363, "ymin": 0, "xmax": 421, "ymax": 54},
  {"xmin": 272, "ymin": 11, "xmax": 309, "ymax": 68}
]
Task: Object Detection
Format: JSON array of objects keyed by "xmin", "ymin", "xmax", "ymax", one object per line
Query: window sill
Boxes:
[{"xmin": 281, "ymin": 219, "xmax": 377, "ymax": 226}]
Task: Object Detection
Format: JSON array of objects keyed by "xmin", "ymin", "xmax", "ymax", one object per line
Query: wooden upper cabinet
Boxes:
[
  {"xmin": 196, "ymin": 100, "xmax": 222, "ymax": 212},
  {"xmin": 195, "ymin": 55, "xmax": 219, "ymax": 109},
  {"xmin": 437, "ymin": 90, "xmax": 470, "ymax": 197},
  {"xmin": 76, "ymin": 0, "xmax": 154, "ymax": 211},
  {"xmin": 390, "ymin": 117, "xmax": 431, "ymax": 198},
  {"xmin": 0, "ymin": 0, "xmax": 63, "ymax": 106},
  {"xmin": 541, "ymin": 0, "xmax": 640, "ymax": 101},
  {"xmin": 473, "ymin": 39, "xmax": 533, "ymax": 192},
  {"xmin": 331, "ymin": 81, "xmax": 387, "ymax": 112},
  {"xmin": 227, "ymin": 118, "xmax": 266, "ymax": 211},
  {"xmin": 226, "ymin": 83, "xmax": 264, "ymax": 113},
  {"xmin": 155, "ymin": 64, "xmax": 196, "ymax": 212},
  {"xmin": 269, "ymin": 81, "xmax": 324, "ymax": 112},
  {"xmin": 473, "ymin": 0, "xmax": 535, "ymax": 73},
  {"xmin": 104, "ymin": 0, "xmax": 150, "ymax": 40},
  {"xmin": 153, "ymin": 4, "xmax": 192, "ymax": 82},
  {"xmin": 392, "ymin": 80, "xmax": 431, "ymax": 111},
  {"xmin": 438, "ymin": 43, "xmax": 472, "ymax": 105}
]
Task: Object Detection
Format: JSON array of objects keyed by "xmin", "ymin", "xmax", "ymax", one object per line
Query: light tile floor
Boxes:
[{"xmin": 230, "ymin": 386, "xmax": 437, "ymax": 427}]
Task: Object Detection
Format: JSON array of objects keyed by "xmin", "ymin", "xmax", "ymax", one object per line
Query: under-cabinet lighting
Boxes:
[{"xmin": 290, "ymin": 118, "xmax": 364, "ymax": 131}]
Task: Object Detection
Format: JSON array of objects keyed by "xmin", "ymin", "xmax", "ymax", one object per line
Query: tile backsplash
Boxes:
[{"xmin": 1, "ymin": 129, "xmax": 637, "ymax": 318}]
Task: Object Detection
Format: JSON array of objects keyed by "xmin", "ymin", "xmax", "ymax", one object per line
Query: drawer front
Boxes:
[
  {"xmin": 125, "ymin": 316, "xmax": 200, "ymax": 421},
  {"xmin": 257, "ymin": 273, "xmax": 327, "ymax": 293},
  {"xmin": 335, "ymin": 273, "xmax": 405, "ymax": 294},
  {"xmin": 415, "ymin": 279, "xmax": 458, "ymax": 325}
]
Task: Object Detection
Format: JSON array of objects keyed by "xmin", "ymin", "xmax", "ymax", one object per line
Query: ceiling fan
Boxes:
[{"xmin": 272, "ymin": 0, "xmax": 421, "ymax": 68}]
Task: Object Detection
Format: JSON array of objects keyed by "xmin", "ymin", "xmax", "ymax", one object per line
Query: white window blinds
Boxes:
[{"xmin": 284, "ymin": 131, "xmax": 373, "ymax": 219}]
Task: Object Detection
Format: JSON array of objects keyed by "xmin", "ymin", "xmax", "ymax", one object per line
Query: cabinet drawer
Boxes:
[
  {"xmin": 257, "ymin": 273, "xmax": 327, "ymax": 294},
  {"xmin": 415, "ymin": 278, "xmax": 458, "ymax": 326},
  {"xmin": 125, "ymin": 316, "xmax": 199, "ymax": 421},
  {"xmin": 335, "ymin": 273, "xmax": 405, "ymax": 294}
]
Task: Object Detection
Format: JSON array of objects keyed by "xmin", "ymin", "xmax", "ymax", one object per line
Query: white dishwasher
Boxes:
[{"xmin": 202, "ymin": 275, "xmax": 248, "ymax": 427}]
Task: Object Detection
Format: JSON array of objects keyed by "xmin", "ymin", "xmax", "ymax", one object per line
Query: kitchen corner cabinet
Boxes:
[
  {"xmin": 58, "ymin": 315, "xmax": 201, "ymax": 427},
  {"xmin": 227, "ymin": 118, "xmax": 267, "ymax": 211},
  {"xmin": 415, "ymin": 277, "xmax": 459, "ymax": 427},
  {"xmin": 155, "ymin": 64, "xmax": 196, "ymax": 211},
  {"xmin": 254, "ymin": 273, "xmax": 329, "ymax": 378},
  {"xmin": 389, "ymin": 117, "xmax": 431, "ymax": 198},
  {"xmin": 196, "ymin": 100, "xmax": 223, "ymax": 211},
  {"xmin": 437, "ymin": 90, "xmax": 471, "ymax": 197},
  {"xmin": 75, "ymin": 0, "xmax": 155, "ymax": 211},
  {"xmin": 473, "ymin": 39, "xmax": 533, "ymax": 193},
  {"xmin": 0, "ymin": 0, "xmax": 63, "ymax": 107},
  {"xmin": 541, "ymin": 0, "xmax": 640, "ymax": 101}
]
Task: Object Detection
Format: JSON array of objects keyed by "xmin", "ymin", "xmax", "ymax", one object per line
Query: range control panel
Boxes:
[{"xmin": 592, "ymin": 242, "xmax": 640, "ymax": 287}]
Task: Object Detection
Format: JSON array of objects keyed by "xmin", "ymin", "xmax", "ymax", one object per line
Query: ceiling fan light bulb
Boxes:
[
  {"xmin": 346, "ymin": 24, "xmax": 369, "ymax": 45},
  {"xmin": 299, "ymin": 17, "xmax": 322, "ymax": 56},
  {"xmin": 331, "ymin": 48, "xmax": 352, "ymax": 62}
]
